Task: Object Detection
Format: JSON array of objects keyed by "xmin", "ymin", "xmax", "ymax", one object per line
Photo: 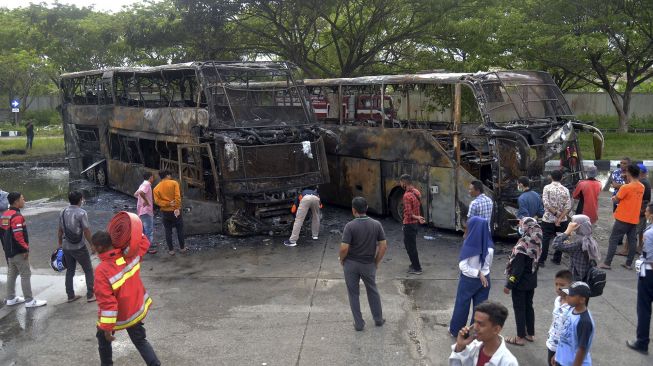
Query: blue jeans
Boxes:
[
  {"xmin": 140, "ymin": 214, "xmax": 153, "ymax": 244},
  {"xmin": 449, "ymin": 273, "xmax": 491, "ymax": 335}
]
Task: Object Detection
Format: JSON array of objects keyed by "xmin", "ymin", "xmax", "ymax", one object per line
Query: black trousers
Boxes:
[
  {"xmin": 540, "ymin": 221, "xmax": 568, "ymax": 264},
  {"xmin": 636, "ymin": 270, "xmax": 653, "ymax": 350},
  {"xmin": 162, "ymin": 211, "xmax": 185, "ymax": 251},
  {"xmin": 63, "ymin": 246, "xmax": 94, "ymax": 299},
  {"xmin": 512, "ymin": 288, "xmax": 535, "ymax": 338},
  {"xmin": 96, "ymin": 322, "xmax": 160, "ymax": 366},
  {"xmin": 403, "ymin": 224, "xmax": 421, "ymax": 271}
]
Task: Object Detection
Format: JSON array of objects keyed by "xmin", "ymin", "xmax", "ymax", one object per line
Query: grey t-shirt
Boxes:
[
  {"xmin": 59, "ymin": 205, "xmax": 90, "ymax": 250},
  {"xmin": 341, "ymin": 216, "xmax": 386, "ymax": 264}
]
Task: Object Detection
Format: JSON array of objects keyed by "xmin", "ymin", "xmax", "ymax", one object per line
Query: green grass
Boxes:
[
  {"xmin": 0, "ymin": 122, "xmax": 63, "ymax": 137},
  {"xmin": 578, "ymin": 132, "xmax": 653, "ymax": 160},
  {"xmin": 0, "ymin": 136, "xmax": 65, "ymax": 161},
  {"xmin": 577, "ymin": 114, "xmax": 653, "ymax": 130}
]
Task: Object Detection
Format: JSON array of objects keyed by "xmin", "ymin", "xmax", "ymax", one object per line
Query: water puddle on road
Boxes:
[{"xmin": 0, "ymin": 167, "xmax": 69, "ymax": 202}]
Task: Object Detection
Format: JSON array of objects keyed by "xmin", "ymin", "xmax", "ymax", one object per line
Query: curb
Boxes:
[
  {"xmin": 0, "ymin": 131, "xmax": 21, "ymax": 137},
  {"xmin": 546, "ymin": 159, "xmax": 652, "ymax": 171}
]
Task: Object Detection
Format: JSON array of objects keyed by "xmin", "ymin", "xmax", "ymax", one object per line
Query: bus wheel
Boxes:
[
  {"xmin": 96, "ymin": 166, "xmax": 107, "ymax": 186},
  {"xmin": 85, "ymin": 167, "xmax": 96, "ymax": 183},
  {"xmin": 389, "ymin": 189, "xmax": 404, "ymax": 223}
]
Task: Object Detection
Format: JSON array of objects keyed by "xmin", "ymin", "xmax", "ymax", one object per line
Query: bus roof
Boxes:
[{"xmin": 59, "ymin": 61, "xmax": 297, "ymax": 79}]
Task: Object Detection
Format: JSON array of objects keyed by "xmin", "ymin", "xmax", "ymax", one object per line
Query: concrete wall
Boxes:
[{"xmin": 565, "ymin": 92, "xmax": 653, "ymax": 117}]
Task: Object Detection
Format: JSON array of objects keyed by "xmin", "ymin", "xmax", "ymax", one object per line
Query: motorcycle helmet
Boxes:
[{"xmin": 50, "ymin": 248, "xmax": 67, "ymax": 272}]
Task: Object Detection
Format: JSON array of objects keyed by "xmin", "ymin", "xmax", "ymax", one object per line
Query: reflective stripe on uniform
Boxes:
[
  {"xmin": 99, "ymin": 317, "xmax": 117, "ymax": 324},
  {"xmin": 109, "ymin": 256, "xmax": 141, "ymax": 289},
  {"xmin": 111, "ymin": 262, "xmax": 141, "ymax": 290},
  {"xmin": 114, "ymin": 293, "xmax": 152, "ymax": 330},
  {"xmin": 115, "ymin": 257, "xmax": 126, "ymax": 265},
  {"xmin": 101, "ymin": 310, "xmax": 118, "ymax": 317}
]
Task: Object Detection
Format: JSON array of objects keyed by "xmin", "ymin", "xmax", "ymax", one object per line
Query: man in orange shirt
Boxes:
[
  {"xmin": 153, "ymin": 170, "xmax": 186, "ymax": 256},
  {"xmin": 601, "ymin": 164, "xmax": 644, "ymax": 270}
]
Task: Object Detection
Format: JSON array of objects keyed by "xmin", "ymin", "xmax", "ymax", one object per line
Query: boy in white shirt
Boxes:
[{"xmin": 546, "ymin": 270, "xmax": 573, "ymax": 364}]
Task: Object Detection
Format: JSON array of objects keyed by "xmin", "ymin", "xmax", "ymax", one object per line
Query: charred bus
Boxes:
[
  {"xmin": 303, "ymin": 71, "xmax": 604, "ymax": 237},
  {"xmin": 59, "ymin": 61, "xmax": 329, "ymax": 236}
]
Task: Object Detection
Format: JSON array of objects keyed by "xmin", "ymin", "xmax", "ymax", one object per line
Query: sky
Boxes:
[{"xmin": 0, "ymin": 0, "xmax": 149, "ymax": 13}]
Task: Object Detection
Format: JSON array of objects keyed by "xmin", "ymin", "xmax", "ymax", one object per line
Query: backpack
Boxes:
[
  {"xmin": 584, "ymin": 260, "xmax": 607, "ymax": 297},
  {"xmin": 0, "ymin": 190, "xmax": 8, "ymax": 212},
  {"xmin": 61, "ymin": 208, "xmax": 83, "ymax": 244}
]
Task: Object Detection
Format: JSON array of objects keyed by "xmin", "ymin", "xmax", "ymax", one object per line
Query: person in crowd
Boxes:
[
  {"xmin": 399, "ymin": 174, "xmax": 425, "ymax": 275},
  {"xmin": 91, "ymin": 230, "xmax": 160, "ymax": 365},
  {"xmin": 553, "ymin": 215, "xmax": 601, "ymax": 281},
  {"xmin": 0, "ymin": 187, "xmax": 8, "ymax": 212},
  {"xmin": 449, "ymin": 216, "xmax": 494, "ymax": 337},
  {"xmin": 601, "ymin": 163, "xmax": 644, "ymax": 270},
  {"xmin": 339, "ymin": 196, "xmax": 387, "ymax": 331},
  {"xmin": 553, "ymin": 281, "xmax": 595, "ymax": 366},
  {"xmin": 611, "ymin": 157, "xmax": 631, "ymax": 211},
  {"xmin": 449, "ymin": 301, "xmax": 518, "ymax": 366},
  {"xmin": 504, "ymin": 217, "xmax": 542, "ymax": 346},
  {"xmin": 636, "ymin": 163, "xmax": 651, "ymax": 255},
  {"xmin": 1, "ymin": 192, "xmax": 46, "ymax": 308},
  {"xmin": 57, "ymin": 190, "xmax": 95, "ymax": 303},
  {"xmin": 572, "ymin": 165, "xmax": 602, "ymax": 224},
  {"xmin": 467, "ymin": 180, "xmax": 493, "ymax": 229},
  {"xmin": 546, "ymin": 270, "xmax": 573, "ymax": 365},
  {"xmin": 517, "ymin": 176, "xmax": 544, "ymax": 219},
  {"xmin": 284, "ymin": 186, "xmax": 322, "ymax": 247},
  {"xmin": 25, "ymin": 121, "xmax": 34, "ymax": 150},
  {"xmin": 153, "ymin": 170, "xmax": 186, "ymax": 255},
  {"xmin": 134, "ymin": 171, "xmax": 157, "ymax": 254},
  {"xmin": 626, "ymin": 202, "xmax": 653, "ymax": 355},
  {"xmin": 540, "ymin": 170, "xmax": 571, "ymax": 267}
]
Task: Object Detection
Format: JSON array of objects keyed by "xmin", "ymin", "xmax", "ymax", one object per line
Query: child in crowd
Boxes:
[
  {"xmin": 553, "ymin": 281, "xmax": 595, "ymax": 366},
  {"xmin": 546, "ymin": 270, "xmax": 573, "ymax": 365}
]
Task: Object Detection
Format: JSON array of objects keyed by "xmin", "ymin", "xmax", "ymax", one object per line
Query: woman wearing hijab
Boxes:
[
  {"xmin": 449, "ymin": 216, "xmax": 494, "ymax": 337},
  {"xmin": 552, "ymin": 214, "xmax": 601, "ymax": 281},
  {"xmin": 504, "ymin": 217, "xmax": 542, "ymax": 346}
]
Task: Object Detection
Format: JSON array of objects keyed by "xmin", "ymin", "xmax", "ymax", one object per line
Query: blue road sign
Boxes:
[{"xmin": 11, "ymin": 99, "xmax": 20, "ymax": 108}]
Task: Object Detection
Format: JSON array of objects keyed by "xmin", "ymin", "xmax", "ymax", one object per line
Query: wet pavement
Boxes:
[{"xmin": 1, "ymin": 186, "xmax": 652, "ymax": 365}]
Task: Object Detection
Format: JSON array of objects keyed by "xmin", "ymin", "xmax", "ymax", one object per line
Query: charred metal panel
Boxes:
[
  {"xmin": 428, "ymin": 167, "xmax": 456, "ymax": 230},
  {"xmin": 110, "ymin": 107, "xmax": 208, "ymax": 139},
  {"xmin": 341, "ymin": 157, "xmax": 383, "ymax": 214},
  {"xmin": 107, "ymin": 160, "xmax": 145, "ymax": 194},
  {"xmin": 183, "ymin": 199, "xmax": 222, "ymax": 235},
  {"xmin": 325, "ymin": 126, "xmax": 454, "ymax": 167}
]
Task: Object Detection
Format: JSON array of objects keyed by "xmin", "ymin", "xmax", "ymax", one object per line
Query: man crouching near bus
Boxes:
[
  {"xmin": 91, "ymin": 230, "xmax": 160, "ymax": 366},
  {"xmin": 449, "ymin": 301, "xmax": 518, "ymax": 366}
]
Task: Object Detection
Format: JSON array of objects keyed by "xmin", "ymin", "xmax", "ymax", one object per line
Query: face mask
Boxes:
[
  {"xmin": 517, "ymin": 185, "xmax": 524, "ymax": 192},
  {"xmin": 518, "ymin": 226, "xmax": 524, "ymax": 235}
]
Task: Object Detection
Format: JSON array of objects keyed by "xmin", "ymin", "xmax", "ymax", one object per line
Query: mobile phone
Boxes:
[{"xmin": 463, "ymin": 328, "xmax": 476, "ymax": 339}]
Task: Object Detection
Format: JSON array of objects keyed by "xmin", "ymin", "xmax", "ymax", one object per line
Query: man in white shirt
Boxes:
[{"xmin": 449, "ymin": 301, "xmax": 518, "ymax": 366}]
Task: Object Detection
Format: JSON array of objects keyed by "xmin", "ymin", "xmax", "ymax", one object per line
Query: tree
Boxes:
[{"xmin": 503, "ymin": 0, "xmax": 653, "ymax": 131}]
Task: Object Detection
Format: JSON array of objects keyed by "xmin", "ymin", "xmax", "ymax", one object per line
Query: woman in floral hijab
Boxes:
[{"xmin": 504, "ymin": 217, "xmax": 543, "ymax": 345}]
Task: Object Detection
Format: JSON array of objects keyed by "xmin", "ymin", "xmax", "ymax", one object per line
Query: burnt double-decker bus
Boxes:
[
  {"xmin": 60, "ymin": 61, "xmax": 329, "ymax": 235},
  {"xmin": 303, "ymin": 71, "xmax": 604, "ymax": 237}
]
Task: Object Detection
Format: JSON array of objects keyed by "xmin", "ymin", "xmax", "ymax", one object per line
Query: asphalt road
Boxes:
[{"xmin": 0, "ymin": 191, "xmax": 652, "ymax": 365}]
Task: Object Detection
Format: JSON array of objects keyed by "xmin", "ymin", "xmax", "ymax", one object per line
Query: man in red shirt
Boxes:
[
  {"xmin": 1, "ymin": 192, "xmax": 46, "ymax": 308},
  {"xmin": 400, "ymin": 174, "xmax": 426, "ymax": 275},
  {"xmin": 572, "ymin": 165, "xmax": 602, "ymax": 224}
]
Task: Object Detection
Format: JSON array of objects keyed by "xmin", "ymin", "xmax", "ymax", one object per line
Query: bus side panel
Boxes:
[
  {"xmin": 429, "ymin": 167, "xmax": 456, "ymax": 230},
  {"xmin": 183, "ymin": 199, "xmax": 223, "ymax": 235},
  {"xmin": 107, "ymin": 160, "xmax": 144, "ymax": 195},
  {"xmin": 341, "ymin": 157, "xmax": 383, "ymax": 215}
]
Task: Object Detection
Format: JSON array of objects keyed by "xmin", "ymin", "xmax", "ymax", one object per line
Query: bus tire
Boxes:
[
  {"xmin": 85, "ymin": 167, "xmax": 96, "ymax": 183},
  {"xmin": 96, "ymin": 165, "xmax": 107, "ymax": 186},
  {"xmin": 389, "ymin": 189, "xmax": 404, "ymax": 223}
]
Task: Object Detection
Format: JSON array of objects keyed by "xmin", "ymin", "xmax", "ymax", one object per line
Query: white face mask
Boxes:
[{"xmin": 518, "ymin": 226, "xmax": 524, "ymax": 235}]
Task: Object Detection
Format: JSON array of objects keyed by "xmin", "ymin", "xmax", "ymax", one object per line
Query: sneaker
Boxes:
[
  {"xmin": 626, "ymin": 340, "xmax": 649, "ymax": 354},
  {"xmin": 284, "ymin": 240, "xmax": 297, "ymax": 247},
  {"xmin": 6, "ymin": 296, "xmax": 25, "ymax": 306},
  {"xmin": 67, "ymin": 295, "xmax": 82, "ymax": 303},
  {"xmin": 87, "ymin": 295, "xmax": 97, "ymax": 303},
  {"xmin": 25, "ymin": 299, "xmax": 47, "ymax": 308},
  {"xmin": 375, "ymin": 319, "xmax": 386, "ymax": 327},
  {"xmin": 407, "ymin": 268, "xmax": 423, "ymax": 275},
  {"xmin": 353, "ymin": 322, "xmax": 365, "ymax": 331},
  {"xmin": 312, "ymin": 236, "xmax": 319, "ymax": 240}
]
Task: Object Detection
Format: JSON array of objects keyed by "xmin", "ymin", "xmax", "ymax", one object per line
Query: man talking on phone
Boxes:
[{"xmin": 449, "ymin": 301, "xmax": 518, "ymax": 366}]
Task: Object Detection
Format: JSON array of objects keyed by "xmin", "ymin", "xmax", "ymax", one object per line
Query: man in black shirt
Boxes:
[
  {"xmin": 25, "ymin": 121, "xmax": 34, "ymax": 149},
  {"xmin": 339, "ymin": 196, "xmax": 388, "ymax": 331}
]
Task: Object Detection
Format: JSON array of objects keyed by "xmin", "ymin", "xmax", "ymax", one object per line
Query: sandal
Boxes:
[
  {"xmin": 168, "ymin": 250, "xmax": 176, "ymax": 256},
  {"xmin": 180, "ymin": 247, "xmax": 189, "ymax": 253},
  {"xmin": 505, "ymin": 336, "xmax": 525, "ymax": 346},
  {"xmin": 525, "ymin": 335, "xmax": 535, "ymax": 342}
]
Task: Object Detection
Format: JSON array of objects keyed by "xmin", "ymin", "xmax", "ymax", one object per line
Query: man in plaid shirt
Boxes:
[
  {"xmin": 400, "ymin": 174, "xmax": 425, "ymax": 275},
  {"xmin": 467, "ymin": 181, "xmax": 493, "ymax": 232}
]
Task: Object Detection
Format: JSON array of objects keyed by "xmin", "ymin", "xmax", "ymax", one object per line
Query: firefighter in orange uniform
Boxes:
[{"xmin": 91, "ymin": 230, "xmax": 160, "ymax": 365}]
